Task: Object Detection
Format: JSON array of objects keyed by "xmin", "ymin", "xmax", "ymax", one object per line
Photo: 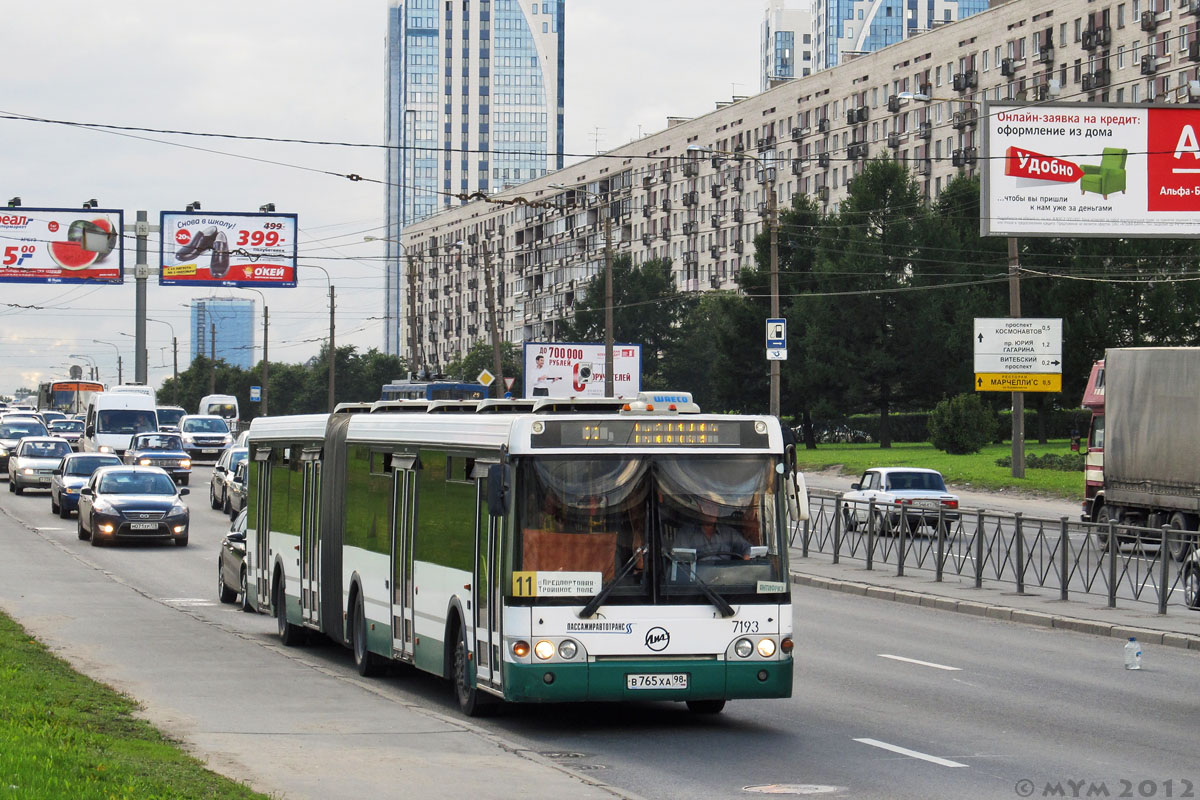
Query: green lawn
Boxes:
[
  {"xmin": 0, "ymin": 611, "xmax": 268, "ymax": 800},
  {"xmin": 794, "ymin": 440, "xmax": 1084, "ymax": 500}
]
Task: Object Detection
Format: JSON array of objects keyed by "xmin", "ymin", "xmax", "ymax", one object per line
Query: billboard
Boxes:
[
  {"xmin": 982, "ymin": 102, "xmax": 1200, "ymax": 237},
  {"xmin": 0, "ymin": 207, "xmax": 123, "ymax": 284},
  {"xmin": 523, "ymin": 342, "xmax": 641, "ymax": 399},
  {"xmin": 159, "ymin": 211, "xmax": 297, "ymax": 287}
]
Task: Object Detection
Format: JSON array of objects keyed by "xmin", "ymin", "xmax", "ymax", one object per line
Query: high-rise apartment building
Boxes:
[
  {"xmin": 190, "ymin": 297, "xmax": 255, "ymax": 370},
  {"xmin": 762, "ymin": 0, "xmax": 815, "ymax": 91},
  {"xmin": 383, "ymin": 0, "xmax": 565, "ymax": 358},
  {"xmin": 812, "ymin": 0, "xmax": 988, "ymax": 71}
]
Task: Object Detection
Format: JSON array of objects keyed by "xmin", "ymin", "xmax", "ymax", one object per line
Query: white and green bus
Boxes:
[{"xmin": 245, "ymin": 392, "xmax": 808, "ymax": 716}]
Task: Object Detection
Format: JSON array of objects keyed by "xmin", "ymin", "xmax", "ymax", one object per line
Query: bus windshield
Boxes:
[
  {"xmin": 96, "ymin": 409, "xmax": 158, "ymax": 435},
  {"xmin": 512, "ymin": 454, "xmax": 784, "ymax": 606}
]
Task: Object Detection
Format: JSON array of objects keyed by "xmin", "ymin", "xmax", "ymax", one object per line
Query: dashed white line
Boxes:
[
  {"xmin": 878, "ymin": 653, "xmax": 961, "ymax": 671},
  {"xmin": 853, "ymin": 738, "xmax": 968, "ymax": 768}
]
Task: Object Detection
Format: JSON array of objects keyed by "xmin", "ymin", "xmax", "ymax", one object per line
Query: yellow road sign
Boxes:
[
  {"xmin": 974, "ymin": 373, "xmax": 1061, "ymax": 392},
  {"xmin": 477, "ymin": 369, "xmax": 495, "ymax": 387}
]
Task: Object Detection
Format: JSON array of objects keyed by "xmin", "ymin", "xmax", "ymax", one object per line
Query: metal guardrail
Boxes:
[{"xmin": 790, "ymin": 490, "xmax": 1199, "ymax": 615}]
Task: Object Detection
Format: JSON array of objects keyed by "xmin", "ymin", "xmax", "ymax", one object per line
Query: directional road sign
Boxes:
[
  {"xmin": 766, "ymin": 318, "xmax": 787, "ymax": 349},
  {"xmin": 973, "ymin": 317, "xmax": 1062, "ymax": 392},
  {"xmin": 975, "ymin": 373, "xmax": 1062, "ymax": 392}
]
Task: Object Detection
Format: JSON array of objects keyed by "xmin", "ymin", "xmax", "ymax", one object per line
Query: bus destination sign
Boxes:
[{"xmin": 534, "ymin": 419, "xmax": 768, "ymax": 448}]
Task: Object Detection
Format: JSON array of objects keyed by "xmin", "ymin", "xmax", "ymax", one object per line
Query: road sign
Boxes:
[
  {"xmin": 504, "ymin": 376, "xmax": 515, "ymax": 391},
  {"xmin": 249, "ymin": 386, "xmax": 261, "ymax": 402},
  {"xmin": 477, "ymin": 369, "xmax": 495, "ymax": 387},
  {"xmin": 973, "ymin": 318, "xmax": 1062, "ymax": 374},
  {"xmin": 766, "ymin": 348, "xmax": 788, "ymax": 361},
  {"xmin": 975, "ymin": 373, "xmax": 1062, "ymax": 392},
  {"xmin": 766, "ymin": 318, "xmax": 787, "ymax": 349}
]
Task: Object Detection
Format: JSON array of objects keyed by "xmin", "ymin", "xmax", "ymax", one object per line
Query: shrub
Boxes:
[
  {"xmin": 928, "ymin": 394, "xmax": 997, "ymax": 454},
  {"xmin": 995, "ymin": 451, "xmax": 1085, "ymax": 471}
]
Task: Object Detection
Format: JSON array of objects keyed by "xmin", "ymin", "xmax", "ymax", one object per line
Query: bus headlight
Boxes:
[
  {"xmin": 734, "ymin": 638, "xmax": 754, "ymax": 658},
  {"xmin": 511, "ymin": 640, "xmax": 530, "ymax": 658},
  {"xmin": 757, "ymin": 638, "xmax": 777, "ymax": 658},
  {"xmin": 534, "ymin": 640, "xmax": 556, "ymax": 660},
  {"xmin": 557, "ymin": 639, "xmax": 578, "ymax": 659}
]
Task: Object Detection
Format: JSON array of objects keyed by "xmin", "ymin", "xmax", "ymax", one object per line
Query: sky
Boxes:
[{"xmin": 0, "ymin": 0, "xmax": 760, "ymax": 398}]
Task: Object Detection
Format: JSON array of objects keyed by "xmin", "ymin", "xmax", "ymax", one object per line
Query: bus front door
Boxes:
[
  {"xmin": 253, "ymin": 457, "xmax": 272, "ymax": 609},
  {"xmin": 391, "ymin": 463, "xmax": 417, "ymax": 661},
  {"xmin": 473, "ymin": 470, "xmax": 502, "ymax": 691},
  {"xmin": 299, "ymin": 458, "xmax": 321, "ymax": 626}
]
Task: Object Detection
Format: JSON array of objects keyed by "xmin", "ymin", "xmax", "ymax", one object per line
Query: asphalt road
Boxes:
[{"xmin": 1, "ymin": 465, "xmax": 1196, "ymax": 800}]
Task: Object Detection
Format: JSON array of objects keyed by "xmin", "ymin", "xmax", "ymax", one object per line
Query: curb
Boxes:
[{"xmin": 790, "ymin": 571, "xmax": 1200, "ymax": 651}]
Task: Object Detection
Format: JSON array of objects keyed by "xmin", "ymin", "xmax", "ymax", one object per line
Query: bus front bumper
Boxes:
[{"xmin": 502, "ymin": 657, "xmax": 792, "ymax": 703}]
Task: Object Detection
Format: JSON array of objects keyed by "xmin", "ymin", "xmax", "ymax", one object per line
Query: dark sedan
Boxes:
[
  {"xmin": 122, "ymin": 433, "xmax": 192, "ymax": 485},
  {"xmin": 50, "ymin": 452, "xmax": 123, "ymax": 518},
  {"xmin": 48, "ymin": 419, "xmax": 84, "ymax": 450},
  {"xmin": 218, "ymin": 509, "xmax": 255, "ymax": 612},
  {"xmin": 77, "ymin": 466, "xmax": 190, "ymax": 547}
]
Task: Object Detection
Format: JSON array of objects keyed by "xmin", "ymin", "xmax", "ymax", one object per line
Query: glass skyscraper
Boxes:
[
  {"xmin": 190, "ymin": 297, "xmax": 255, "ymax": 370},
  {"xmin": 813, "ymin": 0, "xmax": 988, "ymax": 71},
  {"xmin": 383, "ymin": 0, "xmax": 565, "ymax": 358}
]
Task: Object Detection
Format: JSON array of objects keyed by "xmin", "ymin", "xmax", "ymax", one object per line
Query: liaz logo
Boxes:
[{"xmin": 644, "ymin": 626, "xmax": 670, "ymax": 651}]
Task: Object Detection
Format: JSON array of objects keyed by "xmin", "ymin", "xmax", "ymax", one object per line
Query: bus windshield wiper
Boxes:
[
  {"xmin": 666, "ymin": 553, "xmax": 736, "ymax": 618},
  {"xmin": 578, "ymin": 545, "xmax": 647, "ymax": 619}
]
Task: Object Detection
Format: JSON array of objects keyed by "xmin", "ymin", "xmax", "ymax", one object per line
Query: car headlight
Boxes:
[
  {"xmin": 138, "ymin": 458, "xmax": 151, "ymax": 466},
  {"xmin": 170, "ymin": 503, "xmax": 188, "ymax": 516},
  {"xmin": 179, "ymin": 459, "xmax": 191, "ymax": 469},
  {"xmin": 0, "ymin": 447, "xmax": 7, "ymax": 456},
  {"xmin": 22, "ymin": 467, "xmax": 33, "ymax": 475},
  {"xmin": 98, "ymin": 446, "xmax": 112, "ymax": 453}
]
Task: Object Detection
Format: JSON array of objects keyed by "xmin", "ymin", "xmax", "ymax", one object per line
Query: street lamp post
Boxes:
[
  {"xmin": 70, "ymin": 353, "xmax": 98, "ymax": 382},
  {"xmin": 93, "ymin": 340, "xmax": 122, "ymax": 385},
  {"xmin": 306, "ymin": 265, "xmax": 336, "ymax": 412},
  {"xmin": 145, "ymin": 318, "xmax": 178, "ymax": 405},
  {"xmin": 687, "ymin": 146, "xmax": 780, "ymax": 418},
  {"xmin": 365, "ymin": 236, "xmax": 419, "ymax": 378},
  {"xmin": 550, "ymin": 183, "xmax": 615, "ymax": 397}
]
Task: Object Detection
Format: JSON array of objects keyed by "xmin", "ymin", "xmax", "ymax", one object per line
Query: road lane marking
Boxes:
[
  {"xmin": 853, "ymin": 738, "xmax": 968, "ymax": 768},
  {"xmin": 877, "ymin": 654, "xmax": 961, "ymax": 671}
]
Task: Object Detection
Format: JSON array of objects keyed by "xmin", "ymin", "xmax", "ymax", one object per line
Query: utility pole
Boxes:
[
  {"xmin": 117, "ymin": 356, "xmax": 123, "ymax": 385},
  {"xmin": 328, "ymin": 285, "xmax": 336, "ymax": 412},
  {"xmin": 603, "ymin": 209, "xmax": 615, "ymax": 398},
  {"xmin": 1008, "ymin": 236, "xmax": 1024, "ymax": 478},
  {"xmin": 481, "ymin": 242, "xmax": 504, "ymax": 396},
  {"xmin": 209, "ymin": 322, "xmax": 216, "ymax": 395},
  {"xmin": 134, "ymin": 210, "xmax": 149, "ymax": 385},
  {"xmin": 260, "ymin": 306, "xmax": 269, "ymax": 416},
  {"xmin": 171, "ymin": 336, "xmax": 178, "ymax": 405},
  {"xmin": 767, "ymin": 166, "xmax": 780, "ymax": 419},
  {"xmin": 407, "ymin": 252, "xmax": 419, "ymax": 378}
]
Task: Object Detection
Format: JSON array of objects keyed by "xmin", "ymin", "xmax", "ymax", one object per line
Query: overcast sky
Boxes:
[{"xmin": 0, "ymin": 0, "xmax": 760, "ymax": 397}]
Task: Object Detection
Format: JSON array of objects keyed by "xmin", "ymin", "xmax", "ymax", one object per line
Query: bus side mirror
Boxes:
[
  {"xmin": 785, "ymin": 470, "xmax": 810, "ymax": 522},
  {"xmin": 487, "ymin": 464, "xmax": 510, "ymax": 517},
  {"xmin": 86, "ymin": 426, "xmax": 94, "ymax": 437}
]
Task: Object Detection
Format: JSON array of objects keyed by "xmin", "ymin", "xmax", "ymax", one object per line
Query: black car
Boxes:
[
  {"xmin": 218, "ymin": 509, "xmax": 255, "ymax": 612},
  {"xmin": 123, "ymin": 432, "xmax": 192, "ymax": 485},
  {"xmin": 77, "ymin": 465, "xmax": 190, "ymax": 547}
]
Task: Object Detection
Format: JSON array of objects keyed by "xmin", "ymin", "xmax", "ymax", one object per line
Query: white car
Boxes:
[
  {"xmin": 841, "ymin": 467, "xmax": 960, "ymax": 534},
  {"xmin": 178, "ymin": 414, "xmax": 233, "ymax": 461},
  {"xmin": 8, "ymin": 436, "xmax": 74, "ymax": 494}
]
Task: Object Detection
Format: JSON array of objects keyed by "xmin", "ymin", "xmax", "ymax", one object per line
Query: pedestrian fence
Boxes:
[{"xmin": 789, "ymin": 491, "xmax": 1200, "ymax": 615}]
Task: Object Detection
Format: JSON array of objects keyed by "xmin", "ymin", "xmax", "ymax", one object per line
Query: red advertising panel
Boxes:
[
  {"xmin": 0, "ymin": 208, "xmax": 123, "ymax": 284},
  {"xmin": 159, "ymin": 211, "xmax": 297, "ymax": 287},
  {"xmin": 1146, "ymin": 107, "xmax": 1200, "ymax": 212}
]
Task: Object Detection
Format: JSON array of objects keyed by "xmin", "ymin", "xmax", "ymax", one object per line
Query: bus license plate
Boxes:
[
  {"xmin": 130, "ymin": 522, "xmax": 158, "ymax": 530},
  {"xmin": 626, "ymin": 673, "xmax": 688, "ymax": 690}
]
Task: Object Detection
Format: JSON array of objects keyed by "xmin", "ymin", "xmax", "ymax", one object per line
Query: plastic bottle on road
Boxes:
[{"xmin": 1124, "ymin": 637, "xmax": 1142, "ymax": 670}]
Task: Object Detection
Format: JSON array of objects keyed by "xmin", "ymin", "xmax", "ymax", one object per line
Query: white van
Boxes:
[
  {"xmin": 109, "ymin": 384, "xmax": 157, "ymax": 400},
  {"xmin": 198, "ymin": 394, "xmax": 239, "ymax": 427},
  {"xmin": 83, "ymin": 392, "xmax": 159, "ymax": 454}
]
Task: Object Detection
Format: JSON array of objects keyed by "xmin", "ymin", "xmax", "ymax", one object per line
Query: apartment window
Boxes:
[
  {"xmin": 1060, "ymin": 23, "xmax": 1067, "ymax": 46},
  {"xmin": 1118, "ymin": 44, "xmax": 1126, "ymax": 68},
  {"xmin": 983, "ymin": 50, "xmax": 989, "ymax": 71},
  {"xmin": 1118, "ymin": 4, "xmax": 1126, "ymax": 27},
  {"xmin": 1074, "ymin": 18, "xmax": 1082, "ymax": 42}
]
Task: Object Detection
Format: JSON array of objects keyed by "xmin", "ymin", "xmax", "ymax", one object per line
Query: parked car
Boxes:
[
  {"xmin": 0, "ymin": 417, "xmax": 49, "ymax": 473},
  {"xmin": 50, "ymin": 452, "xmax": 123, "ymax": 518},
  {"xmin": 156, "ymin": 405, "xmax": 187, "ymax": 433},
  {"xmin": 225, "ymin": 460, "xmax": 248, "ymax": 517},
  {"xmin": 8, "ymin": 437, "xmax": 73, "ymax": 494},
  {"xmin": 47, "ymin": 419, "xmax": 84, "ymax": 450},
  {"xmin": 178, "ymin": 414, "xmax": 232, "ymax": 461},
  {"xmin": 841, "ymin": 467, "xmax": 960, "ymax": 534},
  {"xmin": 77, "ymin": 465, "xmax": 190, "ymax": 547},
  {"xmin": 217, "ymin": 509, "xmax": 255, "ymax": 612},
  {"xmin": 209, "ymin": 446, "xmax": 248, "ymax": 511},
  {"xmin": 123, "ymin": 432, "xmax": 192, "ymax": 485}
]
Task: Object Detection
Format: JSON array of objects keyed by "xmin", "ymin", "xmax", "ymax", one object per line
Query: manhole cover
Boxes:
[
  {"xmin": 539, "ymin": 752, "xmax": 587, "ymax": 759},
  {"xmin": 744, "ymin": 785, "xmax": 845, "ymax": 795}
]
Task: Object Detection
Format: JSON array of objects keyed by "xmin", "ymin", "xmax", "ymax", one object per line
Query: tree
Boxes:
[{"xmin": 443, "ymin": 340, "xmax": 523, "ymax": 396}]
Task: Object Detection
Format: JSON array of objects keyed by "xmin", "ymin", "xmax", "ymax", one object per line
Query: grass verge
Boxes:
[
  {"xmin": 0, "ymin": 610, "xmax": 267, "ymax": 800},
  {"xmin": 794, "ymin": 440, "xmax": 1084, "ymax": 500}
]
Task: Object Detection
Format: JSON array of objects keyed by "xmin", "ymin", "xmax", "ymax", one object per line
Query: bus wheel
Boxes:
[
  {"xmin": 686, "ymin": 699, "xmax": 726, "ymax": 714},
  {"xmin": 453, "ymin": 624, "xmax": 494, "ymax": 717},
  {"xmin": 275, "ymin": 578, "xmax": 304, "ymax": 647},
  {"xmin": 352, "ymin": 593, "xmax": 380, "ymax": 677}
]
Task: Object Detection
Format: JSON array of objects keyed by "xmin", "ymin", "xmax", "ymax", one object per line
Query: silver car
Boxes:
[{"xmin": 8, "ymin": 436, "xmax": 73, "ymax": 494}]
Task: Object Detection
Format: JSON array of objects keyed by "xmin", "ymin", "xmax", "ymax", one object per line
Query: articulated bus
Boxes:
[
  {"xmin": 37, "ymin": 380, "xmax": 106, "ymax": 415},
  {"xmin": 246, "ymin": 392, "xmax": 808, "ymax": 716},
  {"xmin": 380, "ymin": 379, "xmax": 488, "ymax": 402}
]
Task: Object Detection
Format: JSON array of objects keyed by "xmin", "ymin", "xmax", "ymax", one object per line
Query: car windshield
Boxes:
[
  {"xmin": 98, "ymin": 471, "xmax": 177, "ymax": 495},
  {"xmin": 132, "ymin": 434, "xmax": 184, "ymax": 450},
  {"xmin": 41, "ymin": 412, "xmax": 66, "ymax": 423},
  {"xmin": 49, "ymin": 420, "xmax": 84, "ymax": 433},
  {"xmin": 884, "ymin": 472, "xmax": 948, "ymax": 492},
  {"xmin": 66, "ymin": 456, "xmax": 122, "ymax": 476},
  {"xmin": 157, "ymin": 408, "xmax": 186, "ymax": 427},
  {"xmin": 1, "ymin": 421, "xmax": 48, "ymax": 438},
  {"xmin": 96, "ymin": 410, "xmax": 158, "ymax": 435},
  {"xmin": 20, "ymin": 440, "xmax": 71, "ymax": 458},
  {"xmin": 512, "ymin": 454, "xmax": 784, "ymax": 606},
  {"xmin": 183, "ymin": 417, "xmax": 229, "ymax": 434}
]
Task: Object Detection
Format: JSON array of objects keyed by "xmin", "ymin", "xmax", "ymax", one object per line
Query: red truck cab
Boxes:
[{"xmin": 1081, "ymin": 359, "xmax": 1105, "ymax": 521}]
